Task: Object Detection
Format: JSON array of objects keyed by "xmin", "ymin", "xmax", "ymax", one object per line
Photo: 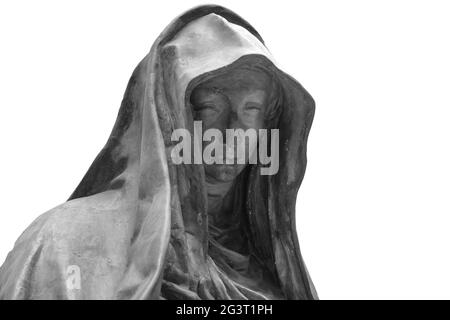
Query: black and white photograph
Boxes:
[{"xmin": 0, "ymin": 0, "xmax": 449, "ymax": 306}]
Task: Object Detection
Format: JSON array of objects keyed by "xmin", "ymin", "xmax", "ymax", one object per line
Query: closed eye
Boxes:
[
  {"xmin": 195, "ymin": 104, "xmax": 220, "ymax": 116},
  {"xmin": 193, "ymin": 103, "xmax": 221, "ymax": 120},
  {"xmin": 244, "ymin": 102, "xmax": 262, "ymax": 111}
]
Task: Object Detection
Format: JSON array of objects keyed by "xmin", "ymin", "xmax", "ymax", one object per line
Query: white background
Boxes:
[{"xmin": 1, "ymin": 0, "xmax": 449, "ymax": 299}]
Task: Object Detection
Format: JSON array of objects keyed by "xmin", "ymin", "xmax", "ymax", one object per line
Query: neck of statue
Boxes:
[{"xmin": 205, "ymin": 176, "xmax": 235, "ymax": 224}]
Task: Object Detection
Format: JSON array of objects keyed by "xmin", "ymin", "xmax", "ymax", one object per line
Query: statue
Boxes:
[{"xmin": 0, "ymin": 5, "xmax": 317, "ymax": 300}]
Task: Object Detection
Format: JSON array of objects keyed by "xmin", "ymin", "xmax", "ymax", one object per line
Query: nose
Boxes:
[
  {"xmin": 215, "ymin": 109, "xmax": 240, "ymax": 135},
  {"xmin": 228, "ymin": 109, "xmax": 238, "ymax": 123},
  {"xmin": 226, "ymin": 110, "xmax": 241, "ymax": 131}
]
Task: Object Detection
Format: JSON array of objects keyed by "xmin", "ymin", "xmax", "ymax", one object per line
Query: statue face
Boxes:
[{"xmin": 191, "ymin": 69, "xmax": 272, "ymax": 183}]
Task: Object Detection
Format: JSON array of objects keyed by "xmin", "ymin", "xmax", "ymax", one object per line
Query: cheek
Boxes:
[
  {"xmin": 194, "ymin": 111, "xmax": 216, "ymax": 127},
  {"xmin": 239, "ymin": 111, "xmax": 265, "ymax": 129},
  {"xmin": 198, "ymin": 111, "xmax": 229, "ymax": 131}
]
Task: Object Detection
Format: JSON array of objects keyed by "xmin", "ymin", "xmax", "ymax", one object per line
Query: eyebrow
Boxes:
[{"xmin": 244, "ymin": 101, "xmax": 263, "ymax": 108}]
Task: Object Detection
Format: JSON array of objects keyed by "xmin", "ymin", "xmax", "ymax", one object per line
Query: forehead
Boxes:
[{"xmin": 198, "ymin": 68, "xmax": 272, "ymax": 93}]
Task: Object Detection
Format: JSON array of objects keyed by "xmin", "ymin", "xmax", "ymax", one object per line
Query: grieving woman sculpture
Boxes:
[{"xmin": 0, "ymin": 5, "xmax": 317, "ymax": 300}]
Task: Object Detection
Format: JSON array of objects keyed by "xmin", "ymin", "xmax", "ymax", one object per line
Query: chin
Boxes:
[{"xmin": 205, "ymin": 164, "xmax": 246, "ymax": 182}]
